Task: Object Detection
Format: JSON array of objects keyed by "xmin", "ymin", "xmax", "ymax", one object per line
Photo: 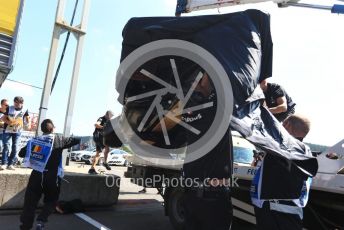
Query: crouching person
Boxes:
[{"xmin": 18, "ymin": 119, "xmax": 80, "ymax": 230}]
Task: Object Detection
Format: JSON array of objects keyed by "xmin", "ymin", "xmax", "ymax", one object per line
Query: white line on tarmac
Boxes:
[{"xmin": 74, "ymin": 213, "xmax": 111, "ymax": 230}]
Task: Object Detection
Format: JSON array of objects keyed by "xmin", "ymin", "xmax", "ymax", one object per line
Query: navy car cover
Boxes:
[{"xmin": 117, "ymin": 9, "xmax": 318, "ymax": 199}]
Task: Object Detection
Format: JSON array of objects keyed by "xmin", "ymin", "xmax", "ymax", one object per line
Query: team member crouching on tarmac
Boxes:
[
  {"xmin": 18, "ymin": 119, "xmax": 80, "ymax": 230},
  {"xmin": 88, "ymin": 111, "xmax": 114, "ymax": 174},
  {"xmin": 183, "ymin": 73, "xmax": 233, "ymax": 230},
  {"xmin": 252, "ymin": 114, "xmax": 312, "ymax": 230}
]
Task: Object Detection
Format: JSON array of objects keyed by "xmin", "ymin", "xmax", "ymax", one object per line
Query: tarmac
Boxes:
[{"xmin": 0, "ymin": 163, "xmax": 255, "ymax": 230}]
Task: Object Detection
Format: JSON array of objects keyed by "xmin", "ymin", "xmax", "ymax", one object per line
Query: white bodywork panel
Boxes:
[{"xmin": 317, "ymin": 139, "xmax": 344, "ymax": 174}]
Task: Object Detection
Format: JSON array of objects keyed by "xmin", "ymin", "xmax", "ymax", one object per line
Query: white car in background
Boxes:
[
  {"xmin": 84, "ymin": 149, "xmax": 129, "ymax": 166},
  {"xmin": 107, "ymin": 149, "xmax": 130, "ymax": 166},
  {"xmin": 82, "ymin": 150, "xmax": 101, "ymax": 164},
  {"xmin": 70, "ymin": 148, "xmax": 95, "ymax": 161}
]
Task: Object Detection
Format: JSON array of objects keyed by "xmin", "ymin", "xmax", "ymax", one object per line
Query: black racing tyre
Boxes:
[{"xmin": 167, "ymin": 187, "xmax": 185, "ymax": 230}]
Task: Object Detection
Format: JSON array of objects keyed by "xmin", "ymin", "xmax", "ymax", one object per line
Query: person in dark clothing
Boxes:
[
  {"xmin": 260, "ymin": 80, "xmax": 296, "ymax": 122},
  {"xmin": 18, "ymin": 119, "xmax": 80, "ymax": 230},
  {"xmin": 88, "ymin": 110, "xmax": 114, "ymax": 174},
  {"xmin": 0, "ymin": 99, "xmax": 9, "ymax": 153},
  {"xmin": 252, "ymin": 114, "xmax": 312, "ymax": 230},
  {"xmin": 183, "ymin": 73, "xmax": 233, "ymax": 230}
]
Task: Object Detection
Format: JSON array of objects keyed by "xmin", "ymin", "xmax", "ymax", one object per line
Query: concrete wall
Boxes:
[{"xmin": 0, "ymin": 168, "xmax": 120, "ymax": 210}]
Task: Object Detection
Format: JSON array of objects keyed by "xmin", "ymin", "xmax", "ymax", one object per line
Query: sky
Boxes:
[{"xmin": 0, "ymin": 0, "xmax": 343, "ymax": 146}]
